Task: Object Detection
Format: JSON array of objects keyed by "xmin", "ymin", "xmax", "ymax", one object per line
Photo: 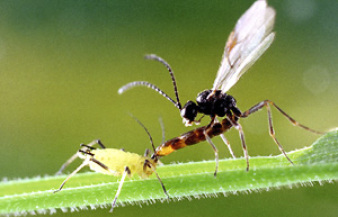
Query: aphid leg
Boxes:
[
  {"xmin": 79, "ymin": 149, "xmax": 94, "ymax": 156},
  {"xmin": 55, "ymin": 152, "xmax": 79, "ymax": 175},
  {"xmin": 220, "ymin": 134, "xmax": 236, "ymax": 159},
  {"xmin": 80, "ymin": 144, "xmax": 97, "ymax": 150},
  {"xmin": 145, "ymin": 160, "xmax": 169, "ymax": 199},
  {"xmin": 81, "ymin": 140, "xmax": 106, "ymax": 151},
  {"xmin": 88, "ymin": 157, "xmax": 122, "ymax": 212},
  {"xmin": 110, "ymin": 166, "xmax": 131, "ymax": 213},
  {"xmin": 120, "ymin": 148, "xmax": 126, "ymax": 152},
  {"xmin": 86, "ymin": 139, "xmax": 106, "ymax": 149},
  {"xmin": 54, "ymin": 159, "xmax": 89, "ymax": 193},
  {"xmin": 56, "ymin": 140, "xmax": 104, "ymax": 175},
  {"xmin": 154, "ymin": 169, "xmax": 169, "ymax": 199},
  {"xmin": 90, "ymin": 157, "xmax": 111, "ymax": 171},
  {"xmin": 227, "ymin": 117, "xmax": 249, "ymax": 171}
]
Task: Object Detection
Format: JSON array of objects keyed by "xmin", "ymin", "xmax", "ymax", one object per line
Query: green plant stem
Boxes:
[{"xmin": 0, "ymin": 130, "xmax": 337, "ymax": 215}]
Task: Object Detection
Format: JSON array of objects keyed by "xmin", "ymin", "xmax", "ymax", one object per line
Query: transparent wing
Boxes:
[{"xmin": 212, "ymin": 0, "xmax": 276, "ymax": 93}]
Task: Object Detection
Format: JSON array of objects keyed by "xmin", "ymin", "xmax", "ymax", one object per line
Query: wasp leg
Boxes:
[
  {"xmin": 205, "ymin": 132, "xmax": 219, "ymax": 177},
  {"xmin": 220, "ymin": 134, "xmax": 236, "ymax": 159},
  {"xmin": 227, "ymin": 117, "xmax": 249, "ymax": 171},
  {"xmin": 214, "ymin": 118, "xmax": 236, "ymax": 159},
  {"xmin": 240, "ymin": 100, "xmax": 323, "ymax": 165},
  {"xmin": 203, "ymin": 116, "xmax": 220, "ymax": 176},
  {"xmin": 241, "ymin": 100, "xmax": 323, "ymax": 134}
]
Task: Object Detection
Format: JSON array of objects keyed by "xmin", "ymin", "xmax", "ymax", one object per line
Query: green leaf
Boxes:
[{"xmin": 1, "ymin": 130, "xmax": 337, "ymax": 215}]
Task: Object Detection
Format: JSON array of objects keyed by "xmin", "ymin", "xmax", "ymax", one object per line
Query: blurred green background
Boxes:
[{"xmin": 0, "ymin": 0, "xmax": 337, "ymax": 216}]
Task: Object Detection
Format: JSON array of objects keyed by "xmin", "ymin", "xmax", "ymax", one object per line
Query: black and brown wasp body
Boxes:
[{"xmin": 119, "ymin": 0, "xmax": 324, "ymax": 175}]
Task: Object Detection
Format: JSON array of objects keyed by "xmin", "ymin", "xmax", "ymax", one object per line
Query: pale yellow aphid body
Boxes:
[{"xmin": 87, "ymin": 148, "xmax": 156, "ymax": 178}]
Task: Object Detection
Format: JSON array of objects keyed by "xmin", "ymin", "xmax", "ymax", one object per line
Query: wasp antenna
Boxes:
[
  {"xmin": 145, "ymin": 54, "xmax": 182, "ymax": 110},
  {"xmin": 130, "ymin": 114, "xmax": 156, "ymax": 153},
  {"xmin": 118, "ymin": 81, "xmax": 180, "ymax": 109}
]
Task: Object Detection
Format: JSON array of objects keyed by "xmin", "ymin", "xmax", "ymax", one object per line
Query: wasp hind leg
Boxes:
[
  {"xmin": 213, "ymin": 118, "xmax": 236, "ymax": 159},
  {"xmin": 203, "ymin": 117, "xmax": 220, "ymax": 177},
  {"xmin": 228, "ymin": 119, "xmax": 249, "ymax": 171},
  {"xmin": 220, "ymin": 134, "xmax": 236, "ymax": 159},
  {"xmin": 240, "ymin": 100, "xmax": 323, "ymax": 165}
]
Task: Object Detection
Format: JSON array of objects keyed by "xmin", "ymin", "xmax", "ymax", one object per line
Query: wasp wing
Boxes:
[{"xmin": 212, "ymin": 0, "xmax": 276, "ymax": 93}]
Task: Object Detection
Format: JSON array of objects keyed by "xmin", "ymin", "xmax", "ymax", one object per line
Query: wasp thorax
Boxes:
[
  {"xmin": 214, "ymin": 94, "xmax": 237, "ymax": 117},
  {"xmin": 181, "ymin": 90, "xmax": 238, "ymax": 125},
  {"xmin": 196, "ymin": 90, "xmax": 214, "ymax": 115},
  {"xmin": 196, "ymin": 89, "xmax": 237, "ymax": 118}
]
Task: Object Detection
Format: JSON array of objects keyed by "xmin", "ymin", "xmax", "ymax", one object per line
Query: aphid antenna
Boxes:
[{"xmin": 129, "ymin": 114, "xmax": 156, "ymax": 153}]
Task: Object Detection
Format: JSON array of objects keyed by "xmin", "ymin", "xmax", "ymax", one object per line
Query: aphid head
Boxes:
[
  {"xmin": 180, "ymin": 100, "xmax": 198, "ymax": 126},
  {"xmin": 151, "ymin": 153, "xmax": 159, "ymax": 162}
]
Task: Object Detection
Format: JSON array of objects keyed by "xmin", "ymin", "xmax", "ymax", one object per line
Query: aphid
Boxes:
[
  {"xmin": 118, "ymin": 0, "xmax": 324, "ymax": 175},
  {"xmin": 54, "ymin": 120, "xmax": 169, "ymax": 213}
]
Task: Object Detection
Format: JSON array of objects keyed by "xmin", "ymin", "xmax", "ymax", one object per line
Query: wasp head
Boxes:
[{"xmin": 180, "ymin": 100, "xmax": 198, "ymax": 126}]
